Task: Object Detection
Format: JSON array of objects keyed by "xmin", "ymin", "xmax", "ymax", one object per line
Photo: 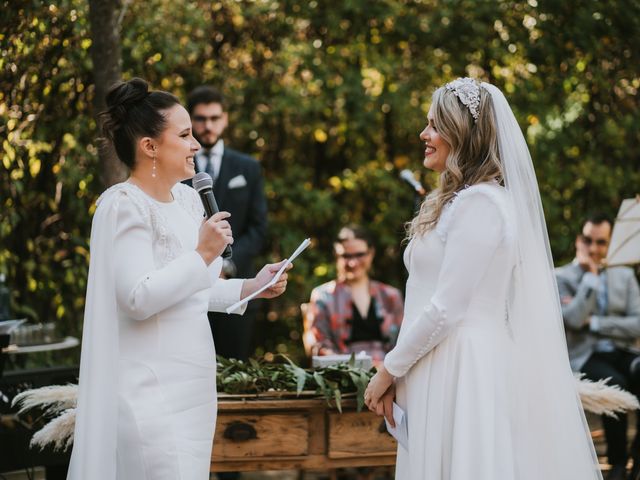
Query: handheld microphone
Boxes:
[
  {"xmin": 399, "ymin": 169, "xmax": 426, "ymax": 196},
  {"xmin": 192, "ymin": 172, "xmax": 232, "ymax": 259}
]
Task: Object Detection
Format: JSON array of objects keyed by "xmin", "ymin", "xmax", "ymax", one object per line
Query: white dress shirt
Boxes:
[{"xmin": 195, "ymin": 140, "xmax": 224, "ymax": 182}]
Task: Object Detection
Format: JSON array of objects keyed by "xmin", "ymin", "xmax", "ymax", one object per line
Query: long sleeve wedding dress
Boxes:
[
  {"xmin": 68, "ymin": 182, "xmax": 245, "ymax": 480},
  {"xmin": 384, "ymin": 182, "xmax": 601, "ymax": 479},
  {"xmin": 384, "ymin": 183, "xmax": 517, "ymax": 479}
]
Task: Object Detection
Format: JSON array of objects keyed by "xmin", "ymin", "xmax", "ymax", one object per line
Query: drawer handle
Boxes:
[{"xmin": 223, "ymin": 421, "xmax": 257, "ymax": 442}]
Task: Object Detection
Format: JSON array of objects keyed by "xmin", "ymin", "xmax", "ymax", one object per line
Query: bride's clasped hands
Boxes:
[{"xmin": 365, "ymin": 365, "xmax": 396, "ymax": 428}]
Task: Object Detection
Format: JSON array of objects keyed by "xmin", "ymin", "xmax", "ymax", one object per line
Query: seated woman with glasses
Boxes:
[{"xmin": 306, "ymin": 224, "xmax": 404, "ymax": 364}]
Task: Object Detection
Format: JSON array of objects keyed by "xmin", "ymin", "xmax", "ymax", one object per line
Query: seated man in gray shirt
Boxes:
[{"xmin": 556, "ymin": 213, "xmax": 640, "ymax": 480}]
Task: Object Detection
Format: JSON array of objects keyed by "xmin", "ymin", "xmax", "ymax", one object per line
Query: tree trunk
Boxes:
[{"xmin": 88, "ymin": 0, "xmax": 126, "ymax": 188}]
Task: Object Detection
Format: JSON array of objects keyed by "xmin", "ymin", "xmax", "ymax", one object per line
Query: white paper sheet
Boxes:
[
  {"xmin": 225, "ymin": 238, "xmax": 311, "ymax": 314},
  {"xmin": 385, "ymin": 402, "xmax": 409, "ymax": 450}
]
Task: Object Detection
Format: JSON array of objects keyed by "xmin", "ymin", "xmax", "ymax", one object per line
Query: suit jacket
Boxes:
[
  {"xmin": 186, "ymin": 146, "xmax": 268, "ymax": 278},
  {"xmin": 555, "ymin": 261, "xmax": 640, "ymax": 371}
]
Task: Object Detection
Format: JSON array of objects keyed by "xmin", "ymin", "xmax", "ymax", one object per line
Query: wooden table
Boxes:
[{"xmin": 212, "ymin": 394, "xmax": 397, "ymax": 473}]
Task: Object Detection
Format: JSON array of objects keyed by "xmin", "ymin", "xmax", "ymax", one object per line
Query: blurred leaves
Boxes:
[{"xmin": 1, "ymin": 0, "xmax": 96, "ymax": 341}]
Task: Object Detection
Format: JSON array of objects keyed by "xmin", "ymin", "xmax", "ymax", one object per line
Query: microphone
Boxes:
[
  {"xmin": 192, "ymin": 172, "xmax": 232, "ymax": 259},
  {"xmin": 399, "ymin": 169, "xmax": 426, "ymax": 196}
]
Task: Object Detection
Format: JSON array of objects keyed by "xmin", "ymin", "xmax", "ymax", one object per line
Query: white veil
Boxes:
[
  {"xmin": 68, "ymin": 188, "xmax": 120, "ymax": 479},
  {"xmin": 481, "ymin": 82, "xmax": 602, "ymax": 479}
]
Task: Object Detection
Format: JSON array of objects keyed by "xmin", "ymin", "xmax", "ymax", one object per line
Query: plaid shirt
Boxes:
[{"xmin": 307, "ymin": 280, "xmax": 404, "ymax": 360}]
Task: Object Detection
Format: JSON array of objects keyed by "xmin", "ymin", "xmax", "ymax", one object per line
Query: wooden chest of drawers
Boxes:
[{"xmin": 212, "ymin": 395, "xmax": 397, "ymax": 472}]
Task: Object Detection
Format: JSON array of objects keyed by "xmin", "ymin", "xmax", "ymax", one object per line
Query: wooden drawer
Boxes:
[
  {"xmin": 327, "ymin": 411, "xmax": 397, "ymax": 459},
  {"xmin": 213, "ymin": 413, "xmax": 309, "ymax": 458},
  {"xmin": 211, "ymin": 397, "xmax": 396, "ymax": 472}
]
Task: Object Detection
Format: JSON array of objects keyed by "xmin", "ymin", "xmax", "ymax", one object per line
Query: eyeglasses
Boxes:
[
  {"xmin": 192, "ymin": 115, "xmax": 224, "ymax": 123},
  {"xmin": 581, "ymin": 235, "xmax": 608, "ymax": 247},
  {"xmin": 336, "ymin": 251, "xmax": 370, "ymax": 260}
]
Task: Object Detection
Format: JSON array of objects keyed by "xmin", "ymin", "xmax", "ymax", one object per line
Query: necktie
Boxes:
[
  {"xmin": 205, "ymin": 151, "xmax": 217, "ymax": 183},
  {"xmin": 597, "ymin": 270, "xmax": 608, "ymax": 315},
  {"xmin": 594, "ymin": 270, "xmax": 615, "ymax": 352}
]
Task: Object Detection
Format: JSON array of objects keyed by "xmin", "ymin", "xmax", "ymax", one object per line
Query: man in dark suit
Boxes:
[
  {"xmin": 556, "ymin": 213, "xmax": 640, "ymax": 480},
  {"xmin": 186, "ymin": 86, "xmax": 268, "ymax": 362}
]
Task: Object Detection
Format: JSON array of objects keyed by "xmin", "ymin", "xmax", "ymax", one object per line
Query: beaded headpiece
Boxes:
[{"xmin": 445, "ymin": 77, "xmax": 481, "ymax": 122}]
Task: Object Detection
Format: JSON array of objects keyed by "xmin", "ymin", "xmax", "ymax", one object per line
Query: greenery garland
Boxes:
[{"xmin": 216, "ymin": 355, "xmax": 374, "ymax": 413}]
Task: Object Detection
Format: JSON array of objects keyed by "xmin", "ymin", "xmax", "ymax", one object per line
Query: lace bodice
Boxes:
[{"xmin": 97, "ymin": 182, "xmax": 204, "ymax": 268}]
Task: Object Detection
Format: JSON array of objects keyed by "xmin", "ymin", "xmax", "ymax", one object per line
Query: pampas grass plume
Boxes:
[
  {"xmin": 30, "ymin": 409, "xmax": 76, "ymax": 452},
  {"xmin": 576, "ymin": 374, "xmax": 640, "ymax": 418},
  {"xmin": 12, "ymin": 384, "xmax": 78, "ymax": 415}
]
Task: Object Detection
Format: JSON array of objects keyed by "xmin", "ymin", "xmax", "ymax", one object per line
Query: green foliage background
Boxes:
[{"xmin": 2, "ymin": 0, "xmax": 639, "ymax": 364}]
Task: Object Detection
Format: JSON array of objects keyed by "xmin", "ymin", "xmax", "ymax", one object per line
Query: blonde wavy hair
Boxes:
[{"xmin": 407, "ymin": 83, "xmax": 503, "ymax": 239}]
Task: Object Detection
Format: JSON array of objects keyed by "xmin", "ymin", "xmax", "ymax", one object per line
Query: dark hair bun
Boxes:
[
  {"xmin": 99, "ymin": 78, "xmax": 180, "ymax": 169},
  {"xmin": 105, "ymin": 78, "xmax": 150, "ymax": 123}
]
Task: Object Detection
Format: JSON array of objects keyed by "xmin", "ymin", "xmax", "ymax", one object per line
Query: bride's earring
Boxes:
[{"xmin": 152, "ymin": 149, "xmax": 157, "ymax": 178}]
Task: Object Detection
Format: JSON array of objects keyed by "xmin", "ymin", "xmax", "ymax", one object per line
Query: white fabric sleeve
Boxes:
[
  {"xmin": 209, "ymin": 277, "xmax": 247, "ymax": 314},
  {"xmin": 114, "ymin": 197, "xmax": 212, "ymax": 321},
  {"xmin": 384, "ymin": 193, "xmax": 505, "ymax": 378},
  {"xmin": 557, "ymin": 268, "xmax": 598, "ymax": 330}
]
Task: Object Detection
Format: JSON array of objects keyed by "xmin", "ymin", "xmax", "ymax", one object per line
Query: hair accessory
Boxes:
[{"xmin": 445, "ymin": 77, "xmax": 481, "ymax": 122}]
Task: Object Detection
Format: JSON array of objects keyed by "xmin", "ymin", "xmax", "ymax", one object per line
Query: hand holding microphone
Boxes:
[
  {"xmin": 196, "ymin": 212, "xmax": 233, "ymax": 265},
  {"xmin": 193, "ymin": 172, "xmax": 233, "ymax": 264}
]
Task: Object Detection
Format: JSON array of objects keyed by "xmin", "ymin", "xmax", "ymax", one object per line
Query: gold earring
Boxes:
[{"xmin": 152, "ymin": 149, "xmax": 157, "ymax": 178}]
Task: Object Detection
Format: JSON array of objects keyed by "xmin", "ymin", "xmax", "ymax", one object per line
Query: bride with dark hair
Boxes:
[
  {"xmin": 68, "ymin": 78, "xmax": 289, "ymax": 480},
  {"xmin": 365, "ymin": 78, "xmax": 603, "ymax": 480}
]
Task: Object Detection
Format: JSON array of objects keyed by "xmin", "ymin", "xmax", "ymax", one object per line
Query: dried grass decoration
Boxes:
[
  {"xmin": 12, "ymin": 384, "xmax": 78, "ymax": 451},
  {"xmin": 575, "ymin": 373, "xmax": 640, "ymax": 418}
]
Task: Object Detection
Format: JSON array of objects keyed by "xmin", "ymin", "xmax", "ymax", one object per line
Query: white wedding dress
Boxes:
[
  {"xmin": 385, "ymin": 183, "xmax": 517, "ymax": 479},
  {"xmin": 384, "ymin": 180, "xmax": 601, "ymax": 480},
  {"xmin": 68, "ymin": 182, "xmax": 246, "ymax": 480}
]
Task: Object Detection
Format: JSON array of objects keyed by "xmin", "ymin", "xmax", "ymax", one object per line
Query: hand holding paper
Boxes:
[
  {"xmin": 253, "ymin": 260, "xmax": 292, "ymax": 299},
  {"xmin": 385, "ymin": 402, "xmax": 409, "ymax": 450},
  {"xmin": 226, "ymin": 238, "xmax": 310, "ymax": 314}
]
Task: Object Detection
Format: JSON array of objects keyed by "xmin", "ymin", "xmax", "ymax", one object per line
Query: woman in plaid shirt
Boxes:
[{"xmin": 306, "ymin": 225, "xmax": 404, "ymax": 364}]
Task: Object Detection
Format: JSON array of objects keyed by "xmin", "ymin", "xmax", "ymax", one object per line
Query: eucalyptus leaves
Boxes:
[{"xmin": 216, "ymin": 355, "xmax": 375, "ymax": 412}]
